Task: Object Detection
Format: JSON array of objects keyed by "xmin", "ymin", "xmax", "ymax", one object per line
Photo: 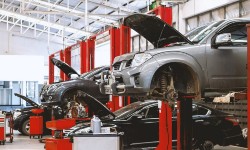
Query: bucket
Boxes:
[{"xmin": 91, "ymin": 115, "xmax": 101, "ymax": 133}]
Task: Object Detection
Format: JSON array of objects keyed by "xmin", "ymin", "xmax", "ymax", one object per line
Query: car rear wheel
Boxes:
[
  {"xmin": 21, "ymin": 119, "xmax": 30, "ymax": 136},
  {"xmin": 199, "ymin": 140, "xmax": 214, "ymax": 150}
]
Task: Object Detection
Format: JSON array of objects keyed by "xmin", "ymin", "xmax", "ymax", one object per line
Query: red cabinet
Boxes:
[
  {"xmin": 46, "ymin": 138, "xmax": 72, "ymax": 150},
  {"xmin": 29, "ymin": 116, "xmax": 43, "ymax": 138},
  {"xmin": 0, "ymin": 127, "xmax": 4, "ymax": 141}
]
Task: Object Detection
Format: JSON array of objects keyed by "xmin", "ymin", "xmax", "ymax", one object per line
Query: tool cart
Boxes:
[
  {"xmin": 0, "ymin": 113, "xmax": 6, "ymax": 145},
  {"xmin": 0, "ymin": 112, "xmax": 14, "ymax": 145}
]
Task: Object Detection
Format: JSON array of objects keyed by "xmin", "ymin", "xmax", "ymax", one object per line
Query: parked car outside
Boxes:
[
  {"xmin": 100, "ymin": 14, "xmax": 249, "ymax": 101},
  {"xmin": 66, "ymin": 95, "xmax": 244, "ymax": 150},
  {"xmin": 13, "ymin": 59, "xmax": 110, "ymax": 135}
]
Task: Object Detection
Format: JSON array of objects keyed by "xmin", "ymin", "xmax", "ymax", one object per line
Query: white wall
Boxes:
[
  {"xmin": 172, "ymin": 0, "xmax": 242, "ymax": 33},
  {"xmin": 0, "ymin": 55, "xmax": 44, "ymax": 83},
  {"xmin": 0, "ymin": 23, "xmax": 63, "ymax": 79},
  {"xmin": 182, "ymin": 0, "xmax": 238, "ymax": 19},
  {"xmin": 95, "ymin": 41, "xmax": 110, "ymax": 67}
]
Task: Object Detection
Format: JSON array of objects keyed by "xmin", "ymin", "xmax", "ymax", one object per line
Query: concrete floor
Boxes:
[
  {"xmin": 0, "ymin": 131, "xmax": 247, "ymax": 150},
  {"xmin": 0, "ymin": 131, "xmax": 46, "ymax": 150}
]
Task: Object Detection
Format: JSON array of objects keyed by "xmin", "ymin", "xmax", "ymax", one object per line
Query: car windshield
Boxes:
[
  {"xmin": 79, "ymin": 66, "xmax": 104, "ymax": 79},
  {"xmin": 113, "ymin": 101, "xmax": 155, "ymax": 119},
  {"xmin": 185, "ymin": 25, "xmax": 208, "ymax": 40},
  {"xmin": 191, "ymin": 20, "xmax": 224, "ymax": 43}
]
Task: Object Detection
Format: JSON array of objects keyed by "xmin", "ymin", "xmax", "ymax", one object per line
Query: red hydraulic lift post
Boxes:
[
  {"xmin": 48, "ymin": 54, "xmax": 55, "ymax": 84},
  {"xmin": 80, "ymin": 41, "xmax": 87, "ymax": 74},
  {"xmin": 109, "ymin": 27, "xmax": 120, "ymax": 111},
  {"xmin": 59, "ymin": 50, "xmax": 65, "ymax": 81},
  {"xmin": 247, "ymin": 24, "xmax": 250, "ymax": 149},
  {"xmin": 64, "ymin": 47, "xmax": 72, "ymax": 81},
  {"xmin": 85, "ymin": 40, "xmax": 91, "ymax": 72},
  {"xmin": 87, "ymin": 37, "xmax": 96, "ymax": 71},
  {"xmin": 80, "ymin": 38, "xmax": 96, "ymax": 74},
  {"xmin": 154, "ymin": 6, "xmax": 173, "ymax": 150},
  {"xmin": 119, "ymin": 25, "xmax": 131, "ymax": 107},
  {"xmin": 109, "ymin": 25, "xmax": 131, "ymax": 111}
]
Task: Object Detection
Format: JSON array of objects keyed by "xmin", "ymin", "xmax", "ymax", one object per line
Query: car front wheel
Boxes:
[
  {"xmin": 199, "ymin": 140, "xmax": 214, "ymax": 150},
  {"xmin": 21, "ymin": 119, "xmax": 30, "ymax": 136}
]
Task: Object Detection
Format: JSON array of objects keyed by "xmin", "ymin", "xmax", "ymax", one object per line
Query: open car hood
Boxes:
[
  {"xmin": 51, "ymin": 58, "xmax": 79, "ymax": 78},
  {"xmin": 14, "ymin": 93, "xmax": 40, "ymax": 107},
  {"xmin": 123, "ymin": 14, "xmax": 193, "ymax": 48},
  {"xmin": 81, "ymin": 92, "xmax": 115, "ymax": 120}
]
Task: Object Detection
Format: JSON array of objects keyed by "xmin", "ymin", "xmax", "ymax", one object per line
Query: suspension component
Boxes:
[
  {"xmin": 150, "ymin": 66, "xmax": 178, "ymax": 107},
  {"xmin": 161, "ymin": 73, "xmax": 168, "ymax": 93}
]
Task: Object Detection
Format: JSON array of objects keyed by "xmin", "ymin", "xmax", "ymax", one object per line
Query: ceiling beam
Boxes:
[
  {"xmin": 86, "ymin": 0, "xmax": 139, "ymax": 14},
  {"xmin": 0, "ymin": 8, "xmax": 92, "ymax": 36},
  {"xmin": 18, "ymin": 0, "xmax": 119, "ymax": 27},
  {"xmin": 23, "ymin": 10, "xmax": 129, "ymax": 17}
]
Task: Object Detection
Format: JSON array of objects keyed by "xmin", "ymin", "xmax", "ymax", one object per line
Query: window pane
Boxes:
[{"xmin": 146, "ymin": 106, "xmax": 159, "ymax": 118}]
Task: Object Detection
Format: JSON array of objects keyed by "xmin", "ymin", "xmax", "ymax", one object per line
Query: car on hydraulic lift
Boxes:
[
  {"xmin": 13, "ymin": 59, "xmax": 110, "ymax": 135},
  {"xmin": 40, "ymin": 58, "xmax": 110, "ymax": 106},
  {"xmin": 100, "ymin": 14, "xmax": 249, "ymax": 101},
  {"xmin": 66, "ymin": 95, "xmax": 244, "ymax": 150}
]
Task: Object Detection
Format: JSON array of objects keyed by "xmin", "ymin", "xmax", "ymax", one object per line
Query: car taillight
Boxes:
[{"xmin": 225, "ymin": 117, "xmax": 239, "ymax": 126}]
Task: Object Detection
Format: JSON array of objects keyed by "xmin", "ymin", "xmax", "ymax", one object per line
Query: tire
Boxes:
[
  {"xmin": 21, "ymin": 119, "xmax": 30, "ymax": 136},
  {"xmin": 199, "ymin": 140, "xmax": 214, "ymax": 150}
]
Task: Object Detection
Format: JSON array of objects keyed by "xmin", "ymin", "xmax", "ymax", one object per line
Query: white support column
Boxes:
[
  {"xmin": 85, "ymin": 0, "xmax": 88, "ymax": 32},
  {"xmin": 7, "ymin": 16, "xmax": 9, "ymax": 30},
  {"xmin": 48, "ymin": 0, "xmax": 51, "ymax": 54}
]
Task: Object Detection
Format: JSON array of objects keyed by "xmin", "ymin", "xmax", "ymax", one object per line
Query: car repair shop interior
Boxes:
[{"xmin": 0, "ymin": 0, "xmax": 250, "ymax": 150}]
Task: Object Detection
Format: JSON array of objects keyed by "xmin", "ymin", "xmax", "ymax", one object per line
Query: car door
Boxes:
[
  {"xmin": 206, "ymin": 22, "xmax": 248, "ymax": 91},
  {"xmin": 172, "ymin": 105, "xmax": 210, "ymax": 145},
  {"xmin": 127, "ymin": 104, "xmax": 159, "ymax": 146},
  {"xmin": 192, "ymin": 105, "xmax": 218, "ymax": 142}
]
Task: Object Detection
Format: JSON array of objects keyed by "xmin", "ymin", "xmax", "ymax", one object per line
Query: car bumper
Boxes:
[
  {"xmin": 221, "ymin": 126, "xmax": 244, "ymax": 146},
  {"xmin": 100, "ymin": 57, "xmax": 160, "ymax": 96},
  {"xmin": 222, "ymin": 134, "xmax": 244, "ymax": 146}
]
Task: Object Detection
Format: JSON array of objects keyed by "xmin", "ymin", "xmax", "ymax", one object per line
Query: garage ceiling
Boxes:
[{"xmin": 0, "ymin": 0, "xmax": 154, "ymax": 43}]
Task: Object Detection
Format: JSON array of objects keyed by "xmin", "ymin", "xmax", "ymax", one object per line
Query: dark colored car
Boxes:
[
  {"xmin": 13, "ymin": 60, "xmax": 110, "ymax": 135},
  {"xmin": 41, "ymin": 58, "xmax": 110, "ymax": 107},
  {"xmin": 13, "ymin": 93, "xmax": 52, "ymax": 135},
  {"xmin": 67, "ymin": 95, "xmax": 243, "ymax": 150},
  {"xmin": 100, "ymin": 14, "xmax": 249, "ymax": 101}
]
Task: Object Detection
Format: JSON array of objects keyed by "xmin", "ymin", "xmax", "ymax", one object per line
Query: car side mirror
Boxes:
[{"xmin": 214, "ymin": 33, "xmax": 232, "ymax": 48}]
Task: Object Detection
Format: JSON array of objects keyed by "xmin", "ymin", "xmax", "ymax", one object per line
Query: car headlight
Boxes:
[
  {"xmin": 13, "ymin": 110, "xmax": 21, "ymax": 120},
  {"xmin": 131, "ymin": 53, "xmax": 152, "ymax": 67}
]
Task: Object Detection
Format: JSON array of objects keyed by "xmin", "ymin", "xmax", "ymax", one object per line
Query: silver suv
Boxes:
[{"xmin": 100, "ymin": 14, "xmax": 249, "ymax": 100}]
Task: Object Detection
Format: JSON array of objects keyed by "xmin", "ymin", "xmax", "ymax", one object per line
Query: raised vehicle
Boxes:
[
  {"xmin": 41, "ymin": 58, "xmax": 110, "ymax": 106},
  {"xmin": 100, "ymin": 14, "xmax": 249, "ymax": 100},
  {"xmin": 14, "ymin": 59, "xmax": 110, "ymax": 135}
]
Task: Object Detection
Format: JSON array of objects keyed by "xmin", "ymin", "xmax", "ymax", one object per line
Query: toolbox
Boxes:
[
  {"xmin": 45, "ymin": 118, "xmax": 76, "ymax": 150},
  {"xmin": 0, "ymin": 114, "xmax": 6, "ymax": 145},
  {"xmin": 30, "ymin": 109, "xmax": 44, "ymax": 138}
]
